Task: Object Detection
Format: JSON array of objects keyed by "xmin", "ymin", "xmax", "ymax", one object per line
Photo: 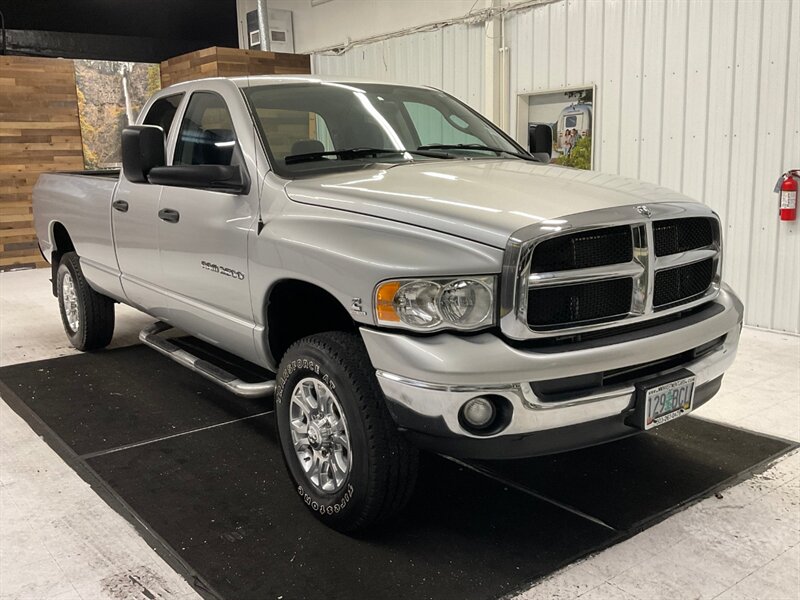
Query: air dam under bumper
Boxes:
[{"xmin": 361, "ymin": 284, "xmax": 744, "ymax": 459}]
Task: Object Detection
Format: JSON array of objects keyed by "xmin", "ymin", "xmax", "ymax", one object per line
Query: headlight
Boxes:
[{"xmin": 375, "ymin": 276, "xmax": 495, "ymax": 331}]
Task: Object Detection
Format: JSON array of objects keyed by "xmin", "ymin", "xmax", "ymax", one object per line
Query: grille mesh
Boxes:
[
  {"xmin": 524, "ymin": 217, "xmax": 718, "ymax": 331},
  {"xmin": 530, "ymin": 226, "xmax": 632, "ymax": 272},
  {"xmin": 653, "ymin": 217, "xmax": 715, "ymax": 257},
  {"xmin": 528, "ymin": 278, "xmax": 633, "ymax": 327},
  {"xmin": 653, "ymin": 258, "xmax": 714, "ymax": 307}
]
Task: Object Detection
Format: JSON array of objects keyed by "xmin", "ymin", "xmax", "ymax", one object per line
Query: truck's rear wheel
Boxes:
[
  {"xmin": 275, "ymin": 332, "xmax": 418, "ymax": 533},
  {"xmin": 57, "ymin": 252, "xmax": 115, "ymax": 351}
]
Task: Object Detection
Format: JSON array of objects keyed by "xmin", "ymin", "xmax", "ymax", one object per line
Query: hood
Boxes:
[{"xmin": 284, "ymin": 160, "xmax": 696, "ymax": 248}]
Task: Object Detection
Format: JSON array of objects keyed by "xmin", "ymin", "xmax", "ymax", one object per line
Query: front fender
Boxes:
[{"xmin": 248, "ymin": 202, "xmax": 505, "ymax": 330}]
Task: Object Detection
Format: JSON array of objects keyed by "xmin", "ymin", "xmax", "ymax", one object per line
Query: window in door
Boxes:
[
  {"xmin": 142, "ymin": 94, "xmax": 184, "ymax": 135},
  {"xmin": 174, "ymin": 92, "xmax": 239, "ymax": 166}
]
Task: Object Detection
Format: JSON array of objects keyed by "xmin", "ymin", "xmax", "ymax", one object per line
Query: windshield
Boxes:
[{"xmin": 243, "ymin": 82, "xmax": 529, "ymax": 177}]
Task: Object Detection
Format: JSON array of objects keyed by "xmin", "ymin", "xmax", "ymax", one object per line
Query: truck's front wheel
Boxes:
[
  {"xmin": 275, "ymin": 332, "xmax": 418, "ymax": 532},
  {"xmin": 56, "ymin": 252, "xmax": 115, "ymax": 351}
]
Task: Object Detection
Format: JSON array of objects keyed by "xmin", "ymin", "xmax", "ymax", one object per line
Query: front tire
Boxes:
[
  {"xmin": 275, "ymin": 332, "xmax": 418, "ymax": 532},
  {"xmin": 56, "ymin": 252, "xmax": 115, "ymax": 351}
]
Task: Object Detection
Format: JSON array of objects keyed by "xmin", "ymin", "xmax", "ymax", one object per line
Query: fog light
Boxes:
[{"xmin": 462, "ymin": 397, "xmax": 496, "ymax": 429}]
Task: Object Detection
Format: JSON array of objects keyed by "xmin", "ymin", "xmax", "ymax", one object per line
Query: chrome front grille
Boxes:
[
  {"xmin": 652, "ymin": 257, "xmax": 715, "ymax": 308},
  {"xmin": 527, "ymin": 277, "xmax": 633, "ymax": 327},
  {"xmin": 530, "ymin": 226, "xmax": 633, "ymax": 271},
  {"xmin": 499, "ymin": 203, "xmax": 722, "ymax": 340},
  {"xmin": 653, "ymin": 217, "xmax": 715, "ymax": 257}
]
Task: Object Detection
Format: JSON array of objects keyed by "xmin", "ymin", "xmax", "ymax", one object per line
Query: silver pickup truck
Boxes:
[{"xmin": 33, "ymin": 75, "xmax": 743, "ymax": 532}]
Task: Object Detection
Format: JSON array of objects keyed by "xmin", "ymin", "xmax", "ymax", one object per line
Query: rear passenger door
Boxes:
[{"xmin": 155, "ymin": 90, "xmax": 260, "ymax": 361}]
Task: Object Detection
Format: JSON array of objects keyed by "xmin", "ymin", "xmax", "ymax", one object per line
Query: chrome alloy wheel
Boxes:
[
  {"xmin": 289, "ymin": 377, "xmax": 352, "ymax": 493},
  {"xmin": 61, "ymin": 272, "xmax": 80, "ymax": 332}
]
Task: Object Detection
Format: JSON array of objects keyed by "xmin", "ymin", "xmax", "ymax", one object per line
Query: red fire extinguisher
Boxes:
[{"xmin": 778, "ymin": 170, "xmax": 798, "ymax": 221}]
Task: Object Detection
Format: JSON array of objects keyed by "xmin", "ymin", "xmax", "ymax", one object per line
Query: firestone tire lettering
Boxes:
[
  {"xmin": 276, "ymin": 358, "xmax": 329, "ymax": 404},
  {"xmin": 297, "ymin": 483, "xmax": 355, "ymax": 514}
]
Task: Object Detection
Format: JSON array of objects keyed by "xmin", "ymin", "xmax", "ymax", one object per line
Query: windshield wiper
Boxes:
[
  {"xmin": 284, "ymin": 147, "xmax": 454, "ymax": 165},
  {"xmin": 417, "ymin": 143, "xmax": 540, "ymax": 162}
]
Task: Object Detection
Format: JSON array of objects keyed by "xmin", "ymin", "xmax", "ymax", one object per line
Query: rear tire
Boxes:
[
  {"xmin": 275, "ymin": 331, "xmax": 418, "ymax": 533},
  {"xmin": 56, "ymin": 252, "xmax": 115, "ymax": 351}
]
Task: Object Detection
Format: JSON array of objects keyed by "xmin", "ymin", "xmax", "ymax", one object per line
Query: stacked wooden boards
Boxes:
[
  {"xmin": 160, "ymin": 47, "xmax": 310, "ymax": 87},
  {"xmin": 0, "ymin": 56, "xmax": 84, "ymax": 271}
]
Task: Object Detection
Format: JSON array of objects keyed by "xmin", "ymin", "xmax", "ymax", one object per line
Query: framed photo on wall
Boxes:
[{"xmin": 517, "ymin": 85, "xmax": 596, "ymax": 170}]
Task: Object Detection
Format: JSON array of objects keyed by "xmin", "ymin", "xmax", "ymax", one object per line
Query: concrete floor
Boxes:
[{"xmin": 1, "ymin": 268, "xmax": 798, "ymax": 600}]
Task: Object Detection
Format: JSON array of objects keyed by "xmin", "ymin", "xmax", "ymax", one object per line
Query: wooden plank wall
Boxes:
[
  {"xmin": 0, "ymin": 56, "xmax": 84, "ymax": 271},
  {"xmin": 161, "ymin": 47, "xmax": 310, "ymax": 86}
]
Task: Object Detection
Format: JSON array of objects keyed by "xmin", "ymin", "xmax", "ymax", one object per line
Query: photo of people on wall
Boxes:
[{"xmin": 526, "ymin": 87, "xmax": 594, "ymax": 170}]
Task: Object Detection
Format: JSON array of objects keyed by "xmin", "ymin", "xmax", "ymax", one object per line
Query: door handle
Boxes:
[
  {"xmin": 112, "ymin": 199, "xmax": 129, "ymax": 213},
  {"xmin": 158, "ymin": 208, "xmax": 180, "ymax": 223}
]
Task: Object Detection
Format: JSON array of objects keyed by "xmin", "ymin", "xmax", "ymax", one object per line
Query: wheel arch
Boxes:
[
  {"xmin": 264, "ymin": 278, "xmax": 357, "ymax": 368},
  {"xmin": 49, "ymin": 222, "xmax": 76, "ymax": 296}
]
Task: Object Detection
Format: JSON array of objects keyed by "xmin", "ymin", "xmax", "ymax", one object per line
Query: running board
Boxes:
[{"xmin": 139, "ymin": 321, "xmax": 275, "ymax": 399}]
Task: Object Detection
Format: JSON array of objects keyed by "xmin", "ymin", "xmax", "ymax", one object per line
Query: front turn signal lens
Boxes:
[{"xmin": 375, "ymin": 280, "xmax": 401, "ymax": 322}]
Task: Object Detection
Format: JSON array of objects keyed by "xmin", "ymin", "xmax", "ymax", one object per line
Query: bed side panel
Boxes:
[{"xmin": 32, "ymin": 172, "xmax": 124, "ymax": 300}]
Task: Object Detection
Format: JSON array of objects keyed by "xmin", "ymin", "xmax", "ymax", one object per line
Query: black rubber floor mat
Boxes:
[
  {"xmin": 474, "ymin": 416, "xmax": 793, "ymax": 531},
  {"xmin": 1, "ymin": 345, "xmax": 794, "ymax": 600},
  {"xmin": 0, "ymin": 347, "xmax": 271, "ymax": 456},
  {"xmin": 85, "ymin": 417, "xmax": 613, "ymax": 600}
]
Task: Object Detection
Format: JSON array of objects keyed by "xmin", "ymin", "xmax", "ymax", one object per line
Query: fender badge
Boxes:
[
  {"xmin": 635, "ymin": 205, "xmax": 652, "ymax": 218},
  {"xmin": 351, "ymin": 298, "xmax": 366, "ymax": 316}
]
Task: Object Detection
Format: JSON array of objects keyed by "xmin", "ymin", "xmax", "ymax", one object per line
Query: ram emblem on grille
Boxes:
[{"xmin": 635, "ymin": 205, "xmax": 652, "ymax": 218}]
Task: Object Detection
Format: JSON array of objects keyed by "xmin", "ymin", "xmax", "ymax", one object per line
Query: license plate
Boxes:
[{"xmin": 642, "ymin": 375, "xmax": 695, "ymax": 430}]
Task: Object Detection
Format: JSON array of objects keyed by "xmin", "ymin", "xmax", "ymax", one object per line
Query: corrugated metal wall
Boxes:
[
  {"xmin": 506, "ymin": 0, "xmax": 799, "ymax": 333},
  {"xmin": 312, "ymin": 22, "xmax": 486, "ymax": 112},
  {"xmin": 313, "ymin": 0, "xmax": 800, "ymax": 333}
]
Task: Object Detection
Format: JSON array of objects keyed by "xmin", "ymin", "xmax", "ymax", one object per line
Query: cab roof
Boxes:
[{"xmin": 165, "ymin": 74, "xmax": 430, "ymax": 91}]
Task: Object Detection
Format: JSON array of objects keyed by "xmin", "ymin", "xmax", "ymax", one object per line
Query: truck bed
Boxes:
[
  {"xmin": 58, "ymin": 169, "xmax": 121, "ymax": 179},
  {"xmin": 32, "ymin": 171, "xmax": 120, "ymax": 285}
]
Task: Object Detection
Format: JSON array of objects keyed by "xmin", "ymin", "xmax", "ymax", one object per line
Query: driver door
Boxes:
[{"xmin": 156, "ymin": 90, "xmax": 260, "ymax": 362}]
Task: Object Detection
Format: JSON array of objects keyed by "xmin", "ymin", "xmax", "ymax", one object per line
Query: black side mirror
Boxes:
[
  {"xmin": 122, "ymin": 125, "xmax": 166, "ymax": 183},
  {"xmin": 146, "ymin": 164, "xmax": 249, "ymax": 195},
  {"xmin": 530, "ymin": 124, "xmax": 553, "ymax": 159}
]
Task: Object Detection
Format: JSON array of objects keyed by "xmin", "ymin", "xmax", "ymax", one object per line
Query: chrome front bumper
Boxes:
[{"xmin": 361, "ymin": 284, "xmax": 743, "ymax": 457}]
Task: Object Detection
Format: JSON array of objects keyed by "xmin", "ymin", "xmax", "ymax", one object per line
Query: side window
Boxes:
[
  {"xmin": 142, "ymin": 94, "xmax": 183, "ymax": 135},
  {"xmin": 174, "ymin": 92, "xmax": 239, "ymax": 166},
  {"xmin": 403, "ymin": 102, "xmax": 482, "ymax": 147},
  {"xmin": 253, "ymin": 108, "xmax": 334, "ymax": 159}
]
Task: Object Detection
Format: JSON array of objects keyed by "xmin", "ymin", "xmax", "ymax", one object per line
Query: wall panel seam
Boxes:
[
  {"xmin": 722, "ymin": 0, "xmax": 740, "ymax": 246},
  {"xmin": 743, "ymin": 0, "xmax": 767, "ymax": 324},
  {"xmin": 616, "ymin": 0, "xmax": 626, "ymax": 175},
  {"xmin": 656, "ymin": 1, "xmax": 667, "ymax": 185},
  {"xmin": 635, "ymin": 1, "xmax": 645, "ymax": 180},
  {"xmin": 700, "ymin": 0, "xmax": 714, "ymax": 209},
  {"xmin": 769, "ymin": 0, "xmax": 795, "ymax": 330},
  {"xmin": 678, "ymin": 0, "xmax": 690, "ymax": 192}
]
